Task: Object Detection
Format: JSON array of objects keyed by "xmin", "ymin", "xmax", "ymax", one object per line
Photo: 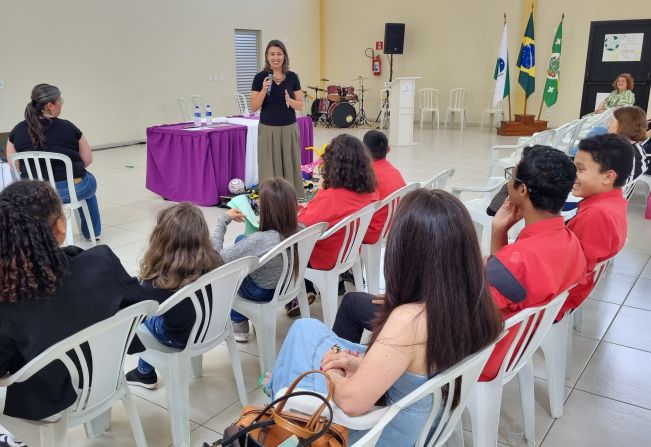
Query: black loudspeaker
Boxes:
[{"xmin": 384, "ymin": 23, "xmax": 405, "ymax": 54}]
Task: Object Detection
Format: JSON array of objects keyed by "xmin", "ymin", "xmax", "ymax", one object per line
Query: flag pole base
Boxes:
[{"xmin": 496, "ymin": 114, "xmax": 548, "ymax": 136}]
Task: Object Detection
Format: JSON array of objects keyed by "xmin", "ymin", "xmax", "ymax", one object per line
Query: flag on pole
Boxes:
[
  {"xmin": 543, "ymin": 19, "xmax": 563, "ymax": 107},
  {"xmin": 493, "ymin": 23, "xmax": 510, "ymax": 107},
  {"xmin": 516, "ymin": 11, "xmax": 536, "ymax": 98}
]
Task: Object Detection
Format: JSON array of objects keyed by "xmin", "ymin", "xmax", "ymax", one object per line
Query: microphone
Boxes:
[{"xmin": 267, "ymin": 73, "xmax": 273, "ymax": 96}]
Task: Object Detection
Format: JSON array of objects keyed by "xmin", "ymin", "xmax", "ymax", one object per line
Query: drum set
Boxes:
[{"xmin": 307, "ymin": 76, "xmax": 371, "ymax": 128}]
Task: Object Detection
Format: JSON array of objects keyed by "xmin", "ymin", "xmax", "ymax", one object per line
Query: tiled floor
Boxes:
[{"xmin": 27, "ymin": 125, "xmax": 651, "ymax": 446}]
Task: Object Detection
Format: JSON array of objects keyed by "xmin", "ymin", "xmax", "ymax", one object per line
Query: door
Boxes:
[{"xmin": 580, "ymin": 19, "xmax": 651, "ymax": 117}]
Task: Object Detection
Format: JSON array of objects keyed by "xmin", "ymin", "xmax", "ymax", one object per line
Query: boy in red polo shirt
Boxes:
[
  {"xmin": 482, "ymin": 146, "xmax": 586, "ymax": 380},
  {"xmin": 362, "ymin": 130, "xmax": 406, "ymax": 244},
  {"xmin": 558, "ymin": 134, "xmax": 633, "ymax": 318}
]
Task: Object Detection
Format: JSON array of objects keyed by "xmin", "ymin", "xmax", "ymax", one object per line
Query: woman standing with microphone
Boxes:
[{"xmin": 251, "ymin": 40, "xmax": 304, "ymax": 199}]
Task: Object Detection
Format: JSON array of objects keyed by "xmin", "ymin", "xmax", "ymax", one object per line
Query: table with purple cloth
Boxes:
[{"xmin": 146, "ymin": 116, "xmax": 314, "ymax": 206}]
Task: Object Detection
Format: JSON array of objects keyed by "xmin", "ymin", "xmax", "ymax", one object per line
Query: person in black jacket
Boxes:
[{"xmin": 0, "ymin": 180, "xmax": 151, "ymax": 422}]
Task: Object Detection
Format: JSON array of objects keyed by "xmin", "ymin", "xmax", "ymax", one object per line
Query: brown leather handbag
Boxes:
[{"xmin": 203, "ymin": 370, "xmax": 348, "ymax": 447}]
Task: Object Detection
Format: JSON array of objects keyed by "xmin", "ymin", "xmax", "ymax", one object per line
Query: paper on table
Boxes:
[{"xmin": 227, "ymin": 194, "xmax": 259, "ymax": 235}]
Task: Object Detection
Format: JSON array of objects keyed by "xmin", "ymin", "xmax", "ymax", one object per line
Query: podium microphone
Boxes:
[{"xmin": 267, "ymin": 73, "xmax": 273, "ymax": 96}]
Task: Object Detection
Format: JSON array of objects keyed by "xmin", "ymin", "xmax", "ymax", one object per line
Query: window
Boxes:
[{"xmin": 234, "ymin": 29, "xmax": 260, "ymax": 110}]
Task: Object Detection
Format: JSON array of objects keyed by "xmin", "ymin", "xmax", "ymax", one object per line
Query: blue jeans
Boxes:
[
  {"xmin": 231, "ymin": 275, "xmax": 275, "ymax": 323},
  {"xmin": 137, "ymin": 316, "xmax": 184, "ymax": 375},
  {"xmin": 55, "ymin": 171, "xmax": 101, "ymax": 240}
]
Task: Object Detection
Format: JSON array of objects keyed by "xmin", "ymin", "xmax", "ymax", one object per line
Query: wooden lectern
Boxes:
[{"xmin": 389, "ymin": 77, "xmax": 421, "ymax": 146}]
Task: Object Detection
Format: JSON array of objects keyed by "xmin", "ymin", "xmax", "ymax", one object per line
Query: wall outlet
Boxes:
[{"xmin": 0, "ymin": 80, "xmax": 4, "ymax": 89}]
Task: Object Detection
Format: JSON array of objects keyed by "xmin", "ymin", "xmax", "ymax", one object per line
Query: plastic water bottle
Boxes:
[
  {"xmin": 205, "ymin": 105, "xmax": 212, "ymax": 126},
  {"xmin": 194, "ymin": 106, "xmax": 201, "ymax": 127}
]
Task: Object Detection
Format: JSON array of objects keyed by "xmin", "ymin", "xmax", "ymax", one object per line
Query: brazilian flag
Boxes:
[{"xmin": 516, "ymin": 11, "xmax": 536, "ymax": 98}]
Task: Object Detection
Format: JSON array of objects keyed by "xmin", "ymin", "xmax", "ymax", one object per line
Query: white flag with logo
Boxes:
[{"xmin": 493, "ymin": 23, "xmax": 510, "ymax": 107}]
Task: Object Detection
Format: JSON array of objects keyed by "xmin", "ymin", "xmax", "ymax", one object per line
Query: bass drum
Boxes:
[
  {"xmin": 310, "ymin": 98, "xmax": 330, "ymax": 121},
  {"xmin": 328, "ymin": 102, "xmax": 357, "ymax": 128}
]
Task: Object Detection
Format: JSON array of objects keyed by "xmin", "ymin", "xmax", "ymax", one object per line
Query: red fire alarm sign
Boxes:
[{"xmin": 376, "ymin": 41, "xmax": 383, "ymax": 50}]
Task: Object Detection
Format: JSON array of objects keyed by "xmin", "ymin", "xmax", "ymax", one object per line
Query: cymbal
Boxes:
[
  {"xmin": 352, "ymin": 76, "xmax": 370, "ymax": 81},
  {"xmin": 319, "ymin": 78, "xmax": 329, "ymax": 82},
  {"xmin": 307, "ymin": 86, "xmax": 326, "ymax": 93}
]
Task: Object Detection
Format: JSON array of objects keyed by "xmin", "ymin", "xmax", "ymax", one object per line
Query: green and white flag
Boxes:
[
  {"xmin": 543, "ymin": 19, "xmax": 563, "ymax": 107},
  {"xmin": 493, "ymin": 23, "xmax": 511, "ymax": 107}
]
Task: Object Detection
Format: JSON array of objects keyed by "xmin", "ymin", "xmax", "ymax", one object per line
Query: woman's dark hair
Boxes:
[
  {"xmin": 363, "ymin": 130, "xmax": 389, "ymax": 160},
  {"xmin": 514, "ymin": 145, "xmax": 576, "ymax": 214},
  {"xmin": 578, "ymin": 134, "xmax": 634, "ymax": 188},
  {"xmin": 369, "ymin": 189, "xmax": 503, "ymax": 375},
  {"xmin": 612, "ymin": 73, "xmax": 634, "ymax": 91},
  {"xmin": 263, "ymin": 40, "xmax": 290, "ymax": 74},
  {"xmin": 613, "ymin": 106, "xmax": 648, "ymax": 142},
  {"xmin": 321, "ymin": 134, "xmax": 376, "ymax": 193},
  {"xmin": 0, "ymin": 180, "xmax": 68, "ymax": 302},
  {"xmin": 24, "ymin": 83, "xmax": 61, "ymax": 149}
]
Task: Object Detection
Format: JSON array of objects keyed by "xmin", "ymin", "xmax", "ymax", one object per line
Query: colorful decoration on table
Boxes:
[
  {"xmin": 228, "ymin": 178, "xmax": 246, "ymax": 195},
  {"xmin": 306, "ymin": 143, "xmax": 328, "ymax": 158},
  {"xmin": 301, "ymin": 159, "xmax": 323, "ymax": 180}
]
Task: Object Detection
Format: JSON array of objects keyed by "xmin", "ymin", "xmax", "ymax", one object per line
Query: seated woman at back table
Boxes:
[
  {"xmin": 595, "ymin": 73, "xmax": 635, "ymax": 113},
  {"xmin": 5, "ymin": 83, "xmax": 101, "ymax": 240},
  {"xmin": 608, "ymin": 106, "xmax": 650, "ymax": 184},
  {"xmin": 284, "ymin": 134, "xmax": 379, "ymax": 317},
  {"xmin": 267, "ymin": 189, "xmax": 504, "ymax": 446}
]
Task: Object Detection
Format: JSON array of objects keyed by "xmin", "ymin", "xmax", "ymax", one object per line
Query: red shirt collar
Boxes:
[
  {"xmin": 577, "ymin": 188, "xmax": 624, "ymax": 208},
  {"xmin": 517, "ymin": 216, "xmax": 566, "ymax": 240}
]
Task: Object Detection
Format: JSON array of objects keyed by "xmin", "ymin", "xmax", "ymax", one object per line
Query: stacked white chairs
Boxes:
[
  {"xmin": 489, "ymin": 128, "xmax": 557, "ymax": 177},
  {"xmin": 551, "ymin": 119, "xmax": 581, "ymax": 154},
  {"xmin": 452, "ymin": 177, "xmax": 508, "ymax": 255},
  {"xmin": 451, "ymin": 290, "xmax": 570, "ymax": 447},
  {"xmin": 136, "ymin": 256, "xmax": 258, "ymax": 447},
  {"xmin": 421, "ymin": 168, "xmax": 456, "ymax": 191},
  {"xmin": 358, "ymin": 183, "xmax": 420, "ymax": 295},
  {"xmin": 480, "ymin": 89, "xmax": 505, "ymax": 130},
  {"xmin": 304, "ymin": 202, "xmax": 380, "ymax": 328},
  {"xmin": 419, "ymin": 88, "xmax": 440, "ymax": 131},
  {"xmin": 232, "ymin": 223, "xmax": 328, "ymax": 374},
  {"xmin": 0, "ymin": 300, "xmax": 158, "ymax": 447},
  {"xmin": 233, "ymin": 93, "xmax": 250, "ymax": 116},
  {"xmin": 177, "ymin": 97, "xmax": 192, "ymax": 122},
  {"xmin": 9, "ymin": 151, "xmax": 96, "ymax": 247},
  {"xmin": 534, "ymin": 260, "xmax": 610, "ymax": 422},
  {"xmin": 445, "ymin": 88, "xmax": 470, "ymax": 130}
]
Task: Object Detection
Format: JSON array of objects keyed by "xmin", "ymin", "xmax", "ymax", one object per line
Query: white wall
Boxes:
[{"xmin": 0, "ymin": 0, "xmax": 320, "ymax": 146}]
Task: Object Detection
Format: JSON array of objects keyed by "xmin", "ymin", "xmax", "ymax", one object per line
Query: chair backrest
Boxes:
[
  {"xmin": 623, "ymin": 179, "xmax": 638, "ymax": 200},
  {"xmin": 9, "ymin": 151, "xmax": 79, "ymax": 204},
  {"xmin": 419, "ymin": 88, "xmax": 439, "ymax": 110},
  {"xmin": 552, "ymin": 119, "xmax": 581, "ymax": 153},
  {"xmin": 352, "ymin": 338, "xmax": 500, "ymax": 447},
  {"xmin": 257, "ymin": 223, "xmax": 328, "ymax": 304},
  {"xmin": 177, "ymin": 97, "xmax": 192, "ymax": 122},
  {"xmin": 156, "ymin": 256, "xmax": 258, "ymax": 356},
  {"xmin": 320, "ymin": 202, "xmax": 379, "ymax": 268},
  {"xmin": 499, "ymin": 290, "xmax": 570, "ymax": 384},
  {"xmin": 191, "ymin": 95, "xmax": 206, "ymax": 111},
  {"xmin": 422, "ymin": 168, "xmax": 455, "ymax": 191},
  {"xmin": 233, "ymin": 93, "xmax": 250, "ymax": 115},
  {"xmin": 374, "ymin": 183, "xmax": 421, "ymax": 245},
  {"xmin": 0, "ymin": 300, "xmax": 158, "ymax": 423},
  {"xmin": 592, "ymin": 107, "xmax": 616, "ymax": 129},
  {"xmin": 448, "ymin": 88, "xmax": 470, "ymax": 109},
  {"xmin": 487, "ymin": 89, "xmax": 503, "ymax": 111}
]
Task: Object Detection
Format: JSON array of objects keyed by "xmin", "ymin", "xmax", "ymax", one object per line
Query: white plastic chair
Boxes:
[
  {"xmin": 136, "ymin": 256, "xmax": 258, "ymax": 447},
  {"xmin": 191, "ymin": 95, "xmax": 205, "ymax": 111},
  {"xmin": 305, "ymin": 202, "xmax": 380, "ymax": 328},
  {"xmin": 452, "ymin": 178, "xmax": 508, "ymax": 255},
  {"xmin": 232, "ymin": 223, "xmax": 328, "ymax": 374},
  {"xmin": 0, "ymin": 300, "xmax": 158, "ymax": 447},
  {"xmin": 535, "ymin": 260, "xmax": 611, "ymax": 422},
  {"xmin": 489, "ymin": 128, "xmax": 557, "ymax": 177},
  {"xmin": 551, "ymin": 119, "xmax": 581, "ymax": 154},
  {"xmin": 421, "ymin": 168, "xmax": 456, "ymax": 191},
  {"xmin": 452, "ymin": 290, "xmax": 570, "ymax": 447},
  {"xmin": 445, "ymin": 88, "xmax": 470, "ymax": 130},
  {"xmin": 358, "ymin": 183, "xmax": 420, "ymax": 295},
  {"xmin": 233, "ymin": 93, "xmax": 250, "ymax": 116},
  {"xmin": 9, "ymin": 151, "xmax": 96, "ymax": 246},
  {"xmin": 480, "ymin": 89, "xmax": 505, "ymax": 130},
  {"xmin": 419, "ymin": 88, "xmax": 440, "ymax": 131},
  {"xmin": 177, "ymin": 98, "xmax": 192, "ymax": 122}
]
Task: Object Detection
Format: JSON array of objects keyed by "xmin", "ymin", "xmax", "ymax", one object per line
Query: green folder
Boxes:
[{"xmin": 227, "ymin": 194, "xmax": 259, "ymax": 235}]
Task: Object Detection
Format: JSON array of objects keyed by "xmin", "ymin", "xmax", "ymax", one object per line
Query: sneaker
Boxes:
[
  {"xmin": 285, "ymin": 292, "xmax": 317, "ymax": 318},
  {"xmin": 0, "ymin": 433, "xmax": 26, "ymax": 447},
  {"xmin": 232, "ymin": 320, "xmax": 250, "ymax": 343},
  {"xmin": 125, "ymin": 367, "xmax": 158, "ymax": 389}
]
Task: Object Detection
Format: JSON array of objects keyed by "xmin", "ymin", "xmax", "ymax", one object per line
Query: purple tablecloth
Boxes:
[
  {"xmin": 146, "ymin": 123, "xmax": 247, "ymax": 206},
  {"xmin": 146, "ymin": 117, "xmax": 314, "ymax": 206}
]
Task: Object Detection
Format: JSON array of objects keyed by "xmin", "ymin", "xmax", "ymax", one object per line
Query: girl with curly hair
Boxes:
[{"xmin": 0, "ymin": 180, "xmax": 150, "ymax": 421}]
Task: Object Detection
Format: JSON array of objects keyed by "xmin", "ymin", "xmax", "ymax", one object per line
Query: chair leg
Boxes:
[
  {"xmin": 573, "ymin": 308, "xmax": 583, "ymax": 332},
  {"xmin": 565, "ymin": 316, "xmax": 574, "ymax": 379},
  {"xmin": 64, "ymin": 208, "xmax": 74, "ymax": 246},
  {"xmin": 166, "ymin": 354, "xmax": 191, "ymax": 447},
  {"xmin": 420, "ymin": 109, "xmax": 425, "ymax": 131},
  {"xmin": 435, "ymin": 110, "xmax": 440, "ymax": 131},
  {"xmin": 362, "ymin": 244, "xmax": 381, "ymax": 295},
  {"xmin": 298, "ymin": 286, "xmax": 311, "ymax": 319},
  {"xmin": 541, "ymin": 319, "xmax": 569, "ymax": 419},
  {"xmin": 226, "ymin": 330, "xmax": 249, "ymax": 406},
  {"xmin": 79, "ymin": 200, "xmax": 97, "ymax": 247},
  {"xmin": 123, "ymin": 387, "xmax": 148, "ymax": 447},
  {"xmin": 480, "ymin": 112, "xmax": 486, "ymax": 130},
  {"xmin": 518, "ymin": 361, "xmax": 536, "ymax": 447},
  {"xmin": 190, "ymin": 355, "xmax": 203, "ymax": 379},
  {"xmin": 256, "ymin": 312, "xmax": 278, "ymax": 375},
  {"xmin": 317, "ymin": 274, "xmax": 338, "ymax": 329},
  {"xmin": 448, "ymin": 421, "xmax": 465, "ymax": 447},
  {"xmin": 39, "ymin": 416, "xmax": 69, "ymax": 447},
  {"xmin": 460, "ymin": 111, "xmax": 465, "ymax": 130},
  {"xmin": 84, "ymin": 408, "xmax": 111, "ymax": 438},
  {"xmin": 466, "ymin": 381, "xmax": 504, "ymax": 447}
]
